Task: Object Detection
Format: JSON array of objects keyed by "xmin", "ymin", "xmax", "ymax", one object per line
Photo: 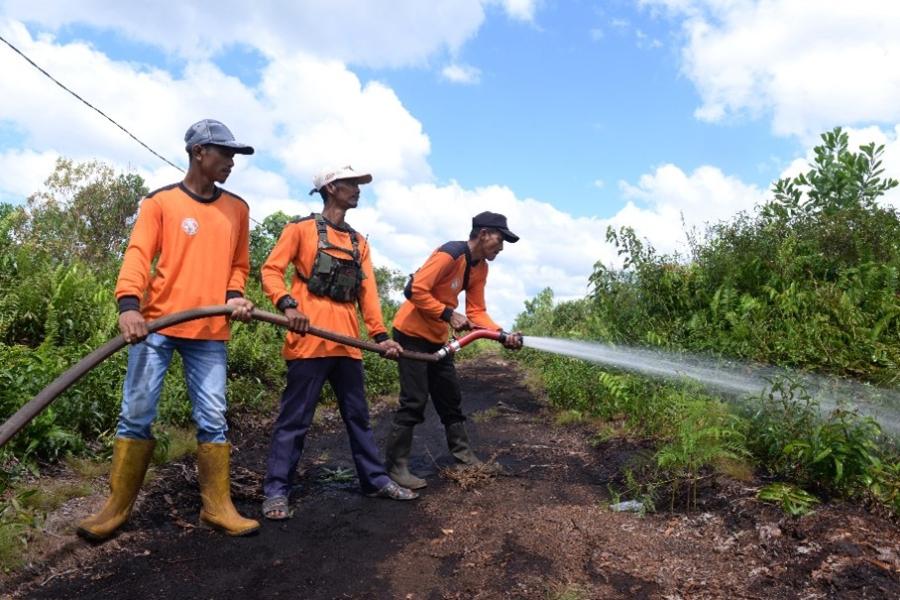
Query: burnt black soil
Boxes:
[{"xmin": 4, "ymin": 355, "xmax": 899, "ymax": 599}]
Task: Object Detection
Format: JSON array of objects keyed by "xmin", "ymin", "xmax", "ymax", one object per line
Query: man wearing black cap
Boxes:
[
  {"xmin": 77, "ymin": 119, "xmax": 260, "ymax": 541},
  {"xmin": 385, "ymin": 212, "xmax": 523, "ymax": 489}
]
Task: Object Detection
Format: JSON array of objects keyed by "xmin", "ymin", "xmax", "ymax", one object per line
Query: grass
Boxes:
[
  {"xmin": 153, "ymin": 426, "xmax": 197, "ymax": 465},
  {"xmin": 19, "ymin": 481, "xmax": 93, "ymax": 513},
  {"xmin": 439, "ymin": 461, "xmax": 501, "ymax": 490},
  {"xmin": 317, "ymin": 467, "xmax": 355, "ymax": 483},
  {"xmin": 590, "ymin": 420, "xmax": 630, "ymax": 444},
  {"xmin": 472, "ymin": 407, "xmax": 499, "ymax": 423},
  {"xmin": 0, "ymin": 477, "xmax": 94, "ymax": 573},
  {"xmin": 714, "ymin": 457, "xmax": 755, "ymax": 482},
  {"xmin": 546, "ymin": 582, "xmax": 589, "ymax": 600},
  {"xmin": 554, "ymin": 409, "xmax": 585, "ymax": 427},
  {"xmin": 0, "ymin": 426, "xmax": 206, "ymax": 576},
  {"xmin": 520, "ymin": 367, "xmax": 549, "ymax": 398},
  {"xmin": 65, "ymin": 455, "xmax": 109, "ymax": 479},
  {"xmin": 456, "ymin": 339, "xmax": 501, "ymax": 360},
  {"xmin": 0, "ymin": 518, "xmax": 30, "ymax": 573}
]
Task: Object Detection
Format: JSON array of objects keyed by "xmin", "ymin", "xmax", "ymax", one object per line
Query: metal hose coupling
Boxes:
[{"xmin": 435, "ymin": 328, "xmax": 512, "ymax": 359}]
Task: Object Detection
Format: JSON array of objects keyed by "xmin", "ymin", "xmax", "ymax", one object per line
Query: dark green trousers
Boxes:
[{"xmin": 392, "ymin": 328, "xmax": 465, "ymax": 427}]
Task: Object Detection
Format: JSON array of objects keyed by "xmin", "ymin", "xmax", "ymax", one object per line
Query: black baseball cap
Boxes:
[{"xmin": 472, "ymin": 211, "xmax": 519, "ymax": 243}]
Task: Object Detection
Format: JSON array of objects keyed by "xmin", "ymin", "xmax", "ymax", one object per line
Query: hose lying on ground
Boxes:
[{"xmin": 0, "ymin": 305, "xmax": 440, "ymax": 449}]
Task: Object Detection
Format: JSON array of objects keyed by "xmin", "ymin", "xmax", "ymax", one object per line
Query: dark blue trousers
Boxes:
[{"xmin": 263, "ymin": 357, "xmax": 390, "ymax": 499}]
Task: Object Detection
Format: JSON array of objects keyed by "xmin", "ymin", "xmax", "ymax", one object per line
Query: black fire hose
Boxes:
[{"xmin": 0, "ymin": 305, "xmax": 441, "ymax": 449}]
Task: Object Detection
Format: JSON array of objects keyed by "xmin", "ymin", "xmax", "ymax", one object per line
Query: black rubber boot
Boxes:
[
  {"xmin": 385, "ymin": 424, "xmax": 427, "ymax": 489},
  {"xmin": 445, "ymin": 422, "xmax": 482, "ymax": 466}
]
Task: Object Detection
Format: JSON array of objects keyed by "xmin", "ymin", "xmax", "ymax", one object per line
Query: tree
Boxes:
[
  {"xmin": 514, "ymin": 287, "xmax": 554, "ymax": 334},
  {"xmin": 15, "ymin": 158, "xmax": 147, "ymax": 268},
  {"xmin": 249, "ymin": 211, "xmax": 293, "ymax": 281},
  {"xmin": 765, "ymin": 127, "xmax": 899, "ymax": 220},
  {"xmin": 374, "ymin": 266, "xmax": 407, "ymax": 312},
  {"xmin": 0, "ymin": 202, "xmax": 21, "ymax": 247}
]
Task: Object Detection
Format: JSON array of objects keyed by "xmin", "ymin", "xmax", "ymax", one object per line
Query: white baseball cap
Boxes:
[{"xmin": 309, "ymin": 165, "xmax": 373, "ymax": 195}]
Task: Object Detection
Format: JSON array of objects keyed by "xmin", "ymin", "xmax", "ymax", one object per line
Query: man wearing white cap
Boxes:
[{"xmin": 259, "ymin": 166, "xmax": 418, "ymax": 520}]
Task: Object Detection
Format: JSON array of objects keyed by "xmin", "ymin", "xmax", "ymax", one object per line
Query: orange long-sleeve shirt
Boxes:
[
  {"xmin": 115, "ymin": 183, "xmax": 250, "ymax": 340},
  {"xmin": 261, "ymin": 214, "xmax": 388, "ymax": 360},
  {"xmin": 393, "ymin": 241, "xmax": 501, "ymax": 344}
]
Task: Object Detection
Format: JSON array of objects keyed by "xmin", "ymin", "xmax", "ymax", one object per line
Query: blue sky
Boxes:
[
  {"xmin": 2, "ymin": 1, "xmax": 899, "ymax": 323},
  {"xmin": 364, "ymin": 1, "xmax": 802, "ymax": 218}
]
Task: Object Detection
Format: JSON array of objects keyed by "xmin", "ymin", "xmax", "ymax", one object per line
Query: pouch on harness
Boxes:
[{"xmin": 299, "ymin": 213, "xmax": 364, "ymax": 303}]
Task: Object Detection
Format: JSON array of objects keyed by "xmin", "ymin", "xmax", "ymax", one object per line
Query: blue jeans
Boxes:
[{"xmin": 116, "ymin": 333, "xmax": 229, "ymax": 443}]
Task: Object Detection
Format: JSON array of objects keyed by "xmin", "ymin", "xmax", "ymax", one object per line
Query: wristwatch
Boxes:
[{"xmin": 278, "ymin": 296, "xmax": 299, "ymax": 312}]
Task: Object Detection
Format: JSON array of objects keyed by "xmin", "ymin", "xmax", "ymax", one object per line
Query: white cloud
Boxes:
[
  {"xmin": 0, "ymin": 1, "xmax": 489, "ymax": 68},
  {"xmin": 334, "ymin": 180, "xmax": 613, "ymax": 325},
  {"xmin": 641, "ymin": 0, "xmax": 900, "ymax": 138},
  {"xmin": 0, "ymin": 148, "xmax": 59, "ymax": 203},
  {"xmin": 0, "ymin": 16, "xmax": 599, "ymax": 326},
  {"xmin": 16, "ymin": 5, "xmax": 890, "ymax": 328},
  {"xmin": 605, "ymin": 123, "xmax": 900, "ymax": 266},
  {"xmin": 0, "ymin": 13, "xmax": 779, "ymax": 325},
  {"xmin": 259, "ymin": 54, "xmax": 432, "ymax": 184},
  {"xmin": 0, "ymin": 20, "xmax": 264, "ymax": 168},
  {"xmin": 1, "ymin": 0, "xmax": 544, "ymax": 68},
  {"xmin": 614, "ymin": 163, "xmax": 767, "ymax": 255},
  {"xmin": 351, "ymin": 162, "xmax": 771, "ymax": 323},
  {"xmin": 493, "ymin": 0, "xmax": 540, "ymax": 22},
  {"xmin": 0, "ymin": 20, "xmax": 431, "ymax": 190},
  {"xmin": 441, "ymin": 63, "xmax": 482, "ymax": 85}
]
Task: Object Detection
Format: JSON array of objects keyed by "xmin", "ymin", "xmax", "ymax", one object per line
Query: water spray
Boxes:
[{"xmin": 523, "ymin": 336, "xmax": 900, "ymax": 437}]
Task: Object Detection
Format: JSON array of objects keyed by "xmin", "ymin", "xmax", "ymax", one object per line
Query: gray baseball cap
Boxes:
[{"xmin": 184, "ymin": 119, "xmax": 254, "ymax": 154}]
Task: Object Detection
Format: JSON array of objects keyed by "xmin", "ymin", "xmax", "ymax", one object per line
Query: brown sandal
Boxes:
[{"xmin": 365, "ymin": 481, "xmax": 419, "ymax": 501}]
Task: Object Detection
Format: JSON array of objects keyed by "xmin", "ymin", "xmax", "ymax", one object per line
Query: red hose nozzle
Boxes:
[{"xmin": 435, "ymin": 329, "xmax": 513, "ymax": 359}]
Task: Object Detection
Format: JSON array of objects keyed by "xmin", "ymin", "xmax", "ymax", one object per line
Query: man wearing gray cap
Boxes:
[
  {"xmin": 77, "ymin": 119, "xmax": 259, "ymax": 541},
  {"xmin": 385, "ymin": 212, "xmax": 524, "ymax": 489}
]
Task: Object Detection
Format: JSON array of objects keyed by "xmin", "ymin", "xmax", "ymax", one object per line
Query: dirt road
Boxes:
[{"xmin": 4, "ymin": 355, "xmax": 900, "ymax": 599}]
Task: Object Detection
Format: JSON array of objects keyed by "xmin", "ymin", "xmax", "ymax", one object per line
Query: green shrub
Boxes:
[
  {"xmin": 757, "ymin": 483, "xmax": 821, "ymax": 517},
  {"xmin": 654, "ymin": 399, "xmax": 748, "ymax": 510},
  {"xmin": 511, "ymin": 128, "xmax": 900, "ymax": 516},
  {"xmin": 783, "ymin": 408, "xmax": 883, "ymax": 496}
]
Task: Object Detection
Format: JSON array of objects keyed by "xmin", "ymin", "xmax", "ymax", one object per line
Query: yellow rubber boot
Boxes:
[
  {"xmin": 196, "ymin": 442, "xmax": 259, "ymax": 536},
  {"xmin": 77, "ymin": 437, "xmax": 155, "ymax": 542}
]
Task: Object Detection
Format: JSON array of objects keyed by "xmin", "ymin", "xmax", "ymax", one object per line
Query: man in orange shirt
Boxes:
[
  {"xmin": 386, "ymin": 213, "xmax": 523, "ymax": 489},
  {"xmin": 77, "ymin": 119, "xmax": 259, "ymax": 541},
  {"xmin": 260, "ymin": 166, "xmax": 417, "ymax": 520}
]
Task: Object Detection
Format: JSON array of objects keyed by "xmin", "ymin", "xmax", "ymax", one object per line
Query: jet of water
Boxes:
[{"xmin": 523, "ymin": 336, "xmax": 900, "ymax": 437}]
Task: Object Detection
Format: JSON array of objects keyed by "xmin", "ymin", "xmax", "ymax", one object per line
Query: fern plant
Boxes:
[
  {"xmin": 654, "ymin": 400, "xmax": 748, "ymax": 510},
  {"xmin": 757, "ymin": 482, "xmax": 820, "ymax": 517}
]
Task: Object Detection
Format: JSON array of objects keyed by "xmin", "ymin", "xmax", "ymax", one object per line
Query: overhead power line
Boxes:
[
  {"xmin": 0, "ymin": 33, "xmax": 185, "ymax": 173},
  {"xmin": 1, "ymin": 33, "xmax": 266, "ymax": 226}
]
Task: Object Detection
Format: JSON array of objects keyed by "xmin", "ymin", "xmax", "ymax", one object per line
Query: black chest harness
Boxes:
[{"xmin": 298, "ymin": 213, "xmax": 364, "ymax": 303}]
